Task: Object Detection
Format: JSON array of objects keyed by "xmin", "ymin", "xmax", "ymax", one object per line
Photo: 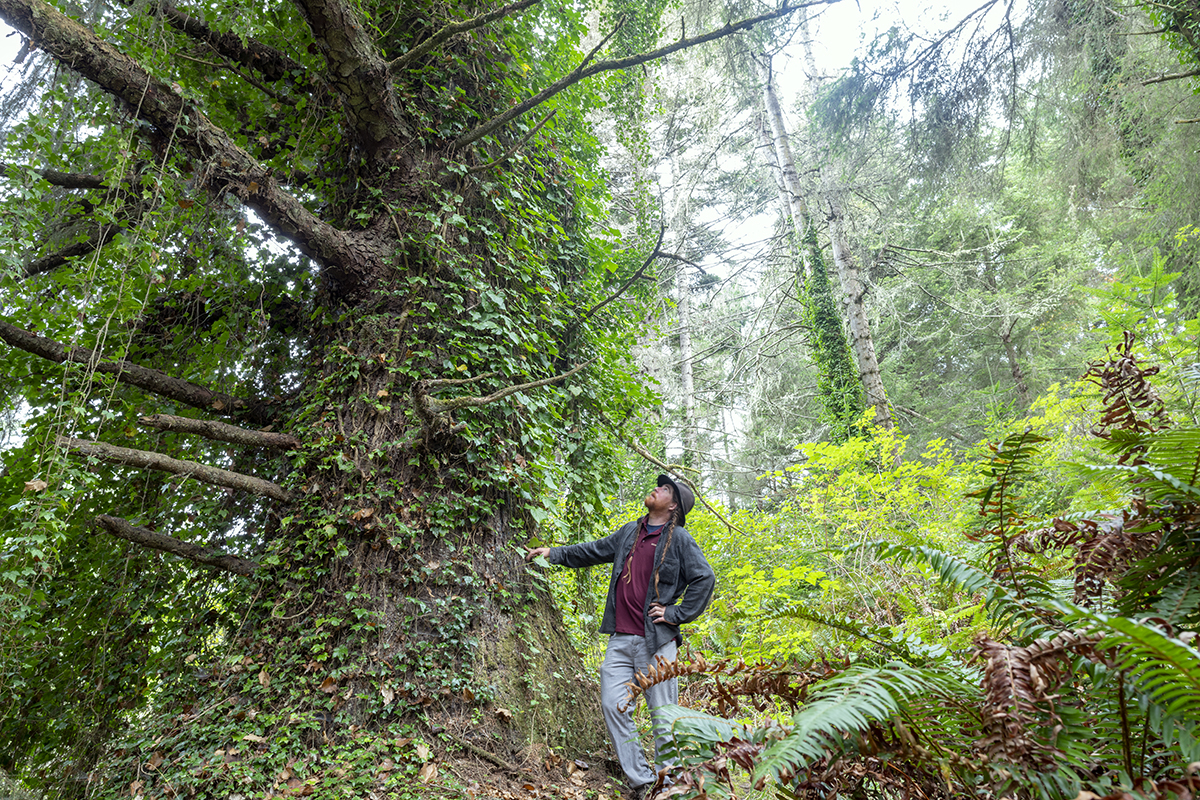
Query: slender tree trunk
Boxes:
[
  {"xmin": 825, "ymin": 193, "xmax": 894, "ymax": 429},
  {"xmin": 1001, "ymin": 323, "xmax": 1032, "ymax": 407}
]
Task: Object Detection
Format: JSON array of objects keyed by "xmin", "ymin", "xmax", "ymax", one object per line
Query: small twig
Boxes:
[
  {"xmin": 1175, "ymin": 117, "xmax": 1200, "ymax": 124},
  {"xmin": 444, "ymin": 732, "xmax": 524, "ymax": 775},
  {"xmin": 388, "ymin": 0, "xmax": 541, "ymax": 71},
  {"xmin": 601, "ymin": 416, "xmax": 750, "ymax": 539},
  {"xmin": 466, "ymin": 110, "xmax": 556, "ymax": 174},
  {"xmin": 579, "ymin": 225, "xmax": 666, "ymax": 323}
]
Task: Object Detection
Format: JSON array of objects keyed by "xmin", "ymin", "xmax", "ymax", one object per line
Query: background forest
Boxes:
[{"xmin": 0, "ymin": 0, "xmax": 1198, "ymax": 798}]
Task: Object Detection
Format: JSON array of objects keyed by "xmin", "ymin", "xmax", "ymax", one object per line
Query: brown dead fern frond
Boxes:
[
  {"xmin": 1082, "ymin": 331, "xmax": 1170, "ymax": 465},
  {"xmin": 620, "ymin": 655, "xmax": 825, "ymax": 714},
  {"xmin": 977, "ymin": 631, "xmax": 1105, "ymax": 767}
]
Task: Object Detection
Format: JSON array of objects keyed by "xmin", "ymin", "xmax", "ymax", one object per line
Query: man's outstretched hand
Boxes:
[{"xmin": 525, "ymin": 546, "xmax": 551, "ymax": 563}]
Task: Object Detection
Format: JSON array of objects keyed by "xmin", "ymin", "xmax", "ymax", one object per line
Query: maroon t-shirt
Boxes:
[{"xmin": 613, "ymin": 519, "xmax": 666, "ymax": 635}]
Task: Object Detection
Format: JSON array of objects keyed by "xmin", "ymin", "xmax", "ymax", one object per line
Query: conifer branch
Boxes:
[
  {"xmin": 453, "ymin": 0, "xmax": 839, "ymax": 149},
  {"xmin": 138, "ymin": 414, "xmax": 301, "ymax": 450},
  {"xmin": 387, "ymin": 0, "xmax": 540, "ymax": 72},
  {"xmin": 0, "ymin": 320, "xmax": 268, "ymax": 423},
  {"xmin": 95, "ymin": 514, "xmax": 259, "ymax": 575},
  {"xmin": 60, "ymin": 437, "xmax": 292, "ymax": 501}
]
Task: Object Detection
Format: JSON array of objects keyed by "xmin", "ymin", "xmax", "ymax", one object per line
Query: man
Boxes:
[{"xmin": 525, "ymin": 475, "xmax": 716, "ymax": 799}]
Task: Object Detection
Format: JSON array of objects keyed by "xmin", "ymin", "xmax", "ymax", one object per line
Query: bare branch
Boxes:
[
  {"xmin": 579, "ymin": 225, "xmax": 666, "ymax": 322},
  {"xmin": 388, "ymin": 0, "xmax": 540, "ymax": 72},
  {"xmin": 59, "ymin": 437, "xmax": 291, "ymax": 501},
  {"xmin": 1, "ymin": 162, "xmax": 106, "ymax": 189},
  {"xmin": 95, "ymin": 514, "xmax": 259, "ymax": 575},
  {"xmin": 1143, "ymin": 68, "xmax": 1200, "ymax": 85},
  {"xmin": 422, "ymin": 360, "xmax": 594, "ymax": 414},
  {"xmin": 424, "ymin": 371, "xmax": 500, "ymax": 390},
  {"xmin": 466, "ymin": 110, "xmax": 556, "ymax": 174},
  {"xmin": 453, "ymin": 0, "xmax": 841, "ymax": 149},
  {"xmin": 0, "ymin": 319, "xmax": 269, "ymax": 423},
  {"xmin": 139, "ymin": 413, "xmax": 301, "ymax": 450},
  {"xmin": 601, "ymin": 417, "xmax": 751, "ymax": 538}
]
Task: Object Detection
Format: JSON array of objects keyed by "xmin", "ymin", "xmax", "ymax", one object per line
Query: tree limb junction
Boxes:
[
  {"xmin": 59, "ymin": 436, "xmax": 292, "ymax": 501},
  {"xmin": 95, "ymin": 514, "xmax": 259, "ymax": 575},
  {"xmin": 0, "ymin": 0, "xmax": 370, "ymax": 290}
]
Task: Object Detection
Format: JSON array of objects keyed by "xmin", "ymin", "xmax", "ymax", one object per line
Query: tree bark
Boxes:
[
  {"xmin": 95, "ymin": 514, "xmax": 259, "ymax": 575},
  {"xmin": 1001, "ymin": 325, "xmax": 1032, "ymax": 407},
  {"xmin": 58, "ymin": 437, "xmax": 291, "ymax": 501},
  {"xmin": 826, "ymin": 194, "xmax": 894, "ymax": 429}
]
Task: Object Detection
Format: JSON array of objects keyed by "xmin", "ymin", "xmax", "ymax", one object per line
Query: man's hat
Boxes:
[{"xmin": 657, "ymin": 474, "xmax": 695, "ymax": 527}]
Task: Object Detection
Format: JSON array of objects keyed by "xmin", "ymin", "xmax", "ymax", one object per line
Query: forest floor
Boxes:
[{"xmin": 440, "ymin": 741, "xmax": 638, "ymax": 800}]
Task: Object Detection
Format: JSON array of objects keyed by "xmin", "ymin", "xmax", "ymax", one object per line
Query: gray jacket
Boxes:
[{"xmin": 549, "ymin": 518, "xmax": 716, "ymax": 654}]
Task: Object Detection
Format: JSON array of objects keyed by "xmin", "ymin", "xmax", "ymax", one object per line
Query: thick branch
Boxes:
[
  {"xmin": 1143, "ymin": 67, "xmax": 1200, "ymax": 85},
  {"xmin": 420, "ymin": 360, "xmax": 593, "ymax": 414},
  {"xmin": 466, "ymin": 110, "xmax": 556, "ymax": 174},
  {"xmin": 95, "ymin": 514, "xmax": 259, "ymax": 575},
  {"xmin": 139, "ymin": 413, "xmax": 301, "ymax": 450},
  {"xmin": 147, "ymin": 0, "xmax": 307, "ymax": 85},
  {"xmin": 0, "ymin": 320, "xmax": 267, "ymax": 423},
  {"xmin": 453, "ymin": 0, "xmax": 840, "ymax": 148},
  {"xmin": 0, "ymin": 0, "xmax": 371, "ymax": 290},
  {"xmin": 1, "ymin": 162, "xmax": 106, "ymax": 189},
  {"xmin": 60, "ymin": 437, "xmax": 291, "ymax": 501},
  {"xmin": 23, "ymin": 221, "xmax": 120, "ymax": 278},
  {"xmin": 294, "ymin": 0, "xmax": 407, "ymax": 154},
  {"xmin": 388, "ymin": 0, "xmax": 539, "ymax": 71}
]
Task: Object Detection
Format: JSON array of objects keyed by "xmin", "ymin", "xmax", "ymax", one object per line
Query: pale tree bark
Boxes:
[
  {"xmin": 825, "ymin": 191, "xmax": 894, "ymax": 428},
  {"xmin": 760, "ymin": 60, "xmax": 812, "ymax": 280}
]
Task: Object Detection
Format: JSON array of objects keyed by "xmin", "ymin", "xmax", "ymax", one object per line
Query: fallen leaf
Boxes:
[
  {"xmin": 318, "ymin": 677, "xmax": 337, "ymax": 693},
  {"xmin": 242, "ymin": 734, "xmax": 266, "ymax": 743},
  {"xmin": 380, "ymin": 685, "xmax": 395, "ymax": 706},
  {"xmin": 146, "ymin": 752, "xmax": 163, "ymax": 770},
  {"xmin": 378, "ymin": 758, "xmax": 394, "ymax": 773},
  {"xmin": 23, "ymin": 479, "xmax": 47, "ymax": 492},
  {"xmin": 415, "ymin": 742, "xmax": 430, "ymax": 762},
  {"xmin": 417, "ymin": 763, "xmax": 437, "ymax": 783},
  {"xmin": 376, "ymin": 389, "xmax": 389, "ymax": 398},
  {"xmin": 129, "ymin": 780, "xmax": 144, "ymax": 797},
  {"xmin": 495, "ymin": 707, "xmax": 513, "ymax": 721},
  {"xmin": 285, "ymin": 777, "xmax": 314, "ymax": 796},
  {"xmin": 258, "ymin": 669, "xmax": 270, "ymax": 688}
]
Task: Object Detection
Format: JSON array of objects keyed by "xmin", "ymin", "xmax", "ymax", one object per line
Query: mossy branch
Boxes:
[{"xmin": 95, "ymin": 514, "xmax": 259, "ymax": 576}]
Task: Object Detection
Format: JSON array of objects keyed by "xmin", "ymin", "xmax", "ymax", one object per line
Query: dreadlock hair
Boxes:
[{"xmin": 651, "ymin": 502, "xmax": 679, "ymax": 604}]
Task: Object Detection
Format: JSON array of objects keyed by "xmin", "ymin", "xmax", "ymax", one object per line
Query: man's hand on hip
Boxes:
[
  {"xmin": 649, "ymin": 603, "xmax": 669, "ymax": 623},
  {"xmin": 525, "ymin": 546, "xmax": 551, "ymax": 563}
]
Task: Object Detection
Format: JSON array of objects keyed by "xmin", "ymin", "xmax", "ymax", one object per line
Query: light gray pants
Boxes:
[{"xmin": 599, "ymin": 634, "xmax": 678, "ymax": 788}]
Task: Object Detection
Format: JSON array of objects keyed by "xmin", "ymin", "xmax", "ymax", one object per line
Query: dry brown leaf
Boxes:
[
  {"xmin": 495, "ymin": 707, "xmax": 513, "ymax": 721},
  {"xmin": 23, "ymin": 479, "xmax": 48, "ymax": 492},
  {"xmin": 380, "ymin": 685, "xmax": 395, "ymax": 706},
  {"xmin": 258, "ymin": 669, "xmax": 270, "ymax": 688},
  {"xmin": 146, "ymin": 752, "xmax": 163, "ymax": 770},
  {"xmin": 285, "ymin": 777, "xmax": 314, "ymax": 796},
  {"xmin": 415, "ymin": 742, "xmax": 431, "ymax": 762},
  {"xmin": 417, "ymin": 763, "xmax": 437, "ymax": 783},
  {"xmin": 318, "ymin": 677, "xmax": 337, "ymax": 693},
  {"xmin": 242, "ymin": 734, "xmax": 266, "ymax": 743}
]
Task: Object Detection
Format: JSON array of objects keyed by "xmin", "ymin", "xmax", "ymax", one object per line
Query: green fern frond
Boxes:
[
  {"xmin": 1056, "ymin": 601, "xmax": 1200, "ymax": 729},
  {"xmin": 1153, "ymin": 572, "xmax": 1200, "ymax": 626},
  {"xmin": 1076, "ymin": 463, "xmax": 1200, "ymax": 503},
  {"xmin": 1147, "ymin": 426, "xmax": 1200, "ymax": 487},
  {"xmin": 864, "ymin": 542, "xmax": 1054, "ymax": 638},
  {"xmin": 752, "ymin": 662, "xmax": 975, "ymax": 783}
]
